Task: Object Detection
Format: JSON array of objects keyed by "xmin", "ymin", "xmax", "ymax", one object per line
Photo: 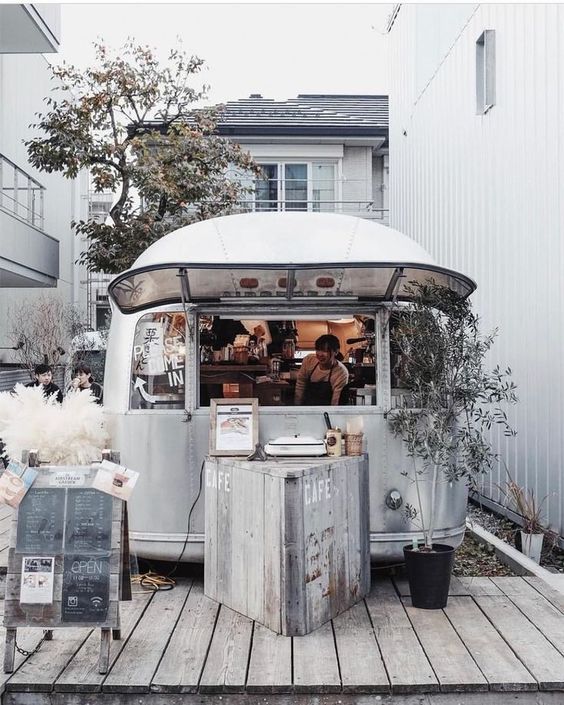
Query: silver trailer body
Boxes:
[{"xmin": 105, "ymin": 212, "xmax": 475, "ymax": 562}]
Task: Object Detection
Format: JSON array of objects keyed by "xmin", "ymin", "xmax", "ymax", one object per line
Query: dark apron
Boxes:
[{"xmin": 304, "ymin": 362, "xmax": 334, "ymax": 405}]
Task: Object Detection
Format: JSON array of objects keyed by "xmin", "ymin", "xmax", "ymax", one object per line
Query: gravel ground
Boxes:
[
  {"xmin": 453, "ymin": 525, "xmax": 515, "ymax": 577},
  {"xmin": 467, "ymin": 502, "xmax": 564, "ymax": 573}
]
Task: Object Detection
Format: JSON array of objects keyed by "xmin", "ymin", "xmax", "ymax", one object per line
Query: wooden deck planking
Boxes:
[
  {"xmin": 444, "ymin": 596, "xmax": 537, "ymax": 691},
  {"xmin": 455, "ymin": 577, "xmax": 503, "ymax": 596},
  {"xmin": 365, "ymin": 579, "xmax": 438, "ymax": 694},
  {"xmin": 332, "ymin": 600, "xmax": 389, "ymax": 693},
  {"xmin": 491, "ymin": 577, "xmax": 564, "ymax": 658},
  {"xmin": 54, "ymin": 590, "xmax": 153, "ymax": 692},
  {"xmin": 5, "ymin": 627, "xmax": 92, "ymax": 692},
  {"xmin": 199, "ymin": 605, "xmax": 253, "ymax": 693},
  {"xmin": 0, "ymin": 574, "xmax": 563, "ymax": 696},
  {"xmin": 475, "ymin": 595, "xmax": 564, "ymax": 689},
  {"xmin": 246, "ymin": 623, "xmax": 292, "ymax": 693},
  {"xmin": 293, "ymin": 620, "xmax": 341, "ymax": 693},
  {"xmin": 102, "ymin": 580, "xmax": 191, "ymax": 693},
  {"xmin": 0, "ymin": 600, "xmax": 46, "ymax": 695},
  {"xmin": 403, "ymin": 600, "xmax": 489, "ymax": 692},
  {"xmin": 524, "ymin": 576, "xmax": 564, "ymax": 614},
  {"xmin": 151, "ymin": 581, "xmax": 219, "ymax": 694},
  {"xmin": 393, "ymin": 574, "xmax": 469, "ymax": 598}
]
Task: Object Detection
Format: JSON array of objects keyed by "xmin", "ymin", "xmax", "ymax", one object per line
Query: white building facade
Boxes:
[
  {"xmin": 388, "ymin": 4, "xmax": 564, "ymax": 540},
  {"xmin": 0, "ymin": 4, "xmax": 88, "ymax": 365}
]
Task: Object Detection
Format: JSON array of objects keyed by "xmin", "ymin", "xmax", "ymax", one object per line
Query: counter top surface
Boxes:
[{"xmin": 206, "ymin": 453, "xmax": 367, "ymax": 478}]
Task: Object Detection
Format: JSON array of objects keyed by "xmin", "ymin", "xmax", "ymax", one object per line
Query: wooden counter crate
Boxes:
[{"xmin": 204, "ymin": 454, "xmax": 370, "ymax": 636}]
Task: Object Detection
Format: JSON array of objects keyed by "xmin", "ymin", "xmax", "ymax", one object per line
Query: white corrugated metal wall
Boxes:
[{"xmin": 389, "ymin": 3, "xmax": 564, "ymax": 538}]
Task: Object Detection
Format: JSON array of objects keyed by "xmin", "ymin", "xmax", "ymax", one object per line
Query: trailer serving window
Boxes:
[{"xmin": 197, "ymin": 314, "xmax": 376, "ymax": 408}]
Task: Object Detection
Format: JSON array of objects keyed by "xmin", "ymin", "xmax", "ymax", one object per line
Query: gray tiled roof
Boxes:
[{"xmin": 214, "ymin": 94, "xmax": 388, "ymax": 137}]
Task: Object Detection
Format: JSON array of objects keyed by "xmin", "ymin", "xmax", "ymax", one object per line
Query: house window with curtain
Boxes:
[{"xmin": 255, "ymin": 161, "xmax": 337, "ymax": 212}]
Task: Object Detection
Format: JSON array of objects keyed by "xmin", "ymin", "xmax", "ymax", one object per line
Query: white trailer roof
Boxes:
[{"xmin": 109, "ymin": 212, "xmax": 476, "ymax": 312}]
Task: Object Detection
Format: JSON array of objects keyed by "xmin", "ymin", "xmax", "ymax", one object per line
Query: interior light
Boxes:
[{"xmin": 316, "ymin": 277, "xmax": 335, "ymax": 288}]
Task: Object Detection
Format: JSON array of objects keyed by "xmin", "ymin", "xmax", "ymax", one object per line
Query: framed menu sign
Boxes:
[{"xmin": 209, "ymin": 398, "xmax": 259, "ymax": 456}]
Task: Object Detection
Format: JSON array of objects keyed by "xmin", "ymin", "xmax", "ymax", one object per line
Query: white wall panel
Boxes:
[
  {"xmin": 0, "ymin": 50, "xmax": 88, "ymax": 359},
  {"xmin": 389, "ymin": 3, "xmax": 564, "ymax": 537}
]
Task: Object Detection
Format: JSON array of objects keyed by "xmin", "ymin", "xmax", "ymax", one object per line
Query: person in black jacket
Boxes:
[
  {"xmin": 24, "ymin": 363, "xmax": 63, "ymax": 403},
  {"xmin": 69, "ymin": 362, "xmax": 103, "ymax": 404}
]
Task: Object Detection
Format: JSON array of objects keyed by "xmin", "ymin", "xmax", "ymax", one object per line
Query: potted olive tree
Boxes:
[{"xmin": 388, "ymin": 282, "xmax": 517, "ymax": 609}]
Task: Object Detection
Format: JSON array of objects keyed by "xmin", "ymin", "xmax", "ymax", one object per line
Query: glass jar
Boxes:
[{"xmin": 281, "ymin": 339, "xmax": 295, "ymax": 360}]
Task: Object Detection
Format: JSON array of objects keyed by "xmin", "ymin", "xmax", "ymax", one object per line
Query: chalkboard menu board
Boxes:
[
  {"xmin": 62, "ymin": 555, "xmax": 110, "ymax": 622},
  {"xmin": 3, "ymin": 459, "xmax": 129, "ymax": 676},
  {"xmin": 65, "ymin": 488, "xmax": 112, "ymax": 554},
  {"xmin": 6, "ymin": 465, "xmax": 123, "ymax": 629},
  {"xmin": 16, "ymin": 488, "xmax": 65, "ymax": 554}
]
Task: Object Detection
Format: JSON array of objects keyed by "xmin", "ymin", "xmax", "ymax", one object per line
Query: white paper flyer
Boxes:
[
  {"xmin": 0, "ymin": 460, "xmax": 39, "ymax": 508},
  {"xmin": 20, "ymin": 556, "xmax": 55, "ymax": 604},
  {"xmin": 92, "ymin": 460, "xmax": 139, "ymax": 501}
]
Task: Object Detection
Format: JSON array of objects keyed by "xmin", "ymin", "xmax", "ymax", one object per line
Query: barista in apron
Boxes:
[{"xmin": 295, "ymin": 334, "xmax": 349, "ymax": 406}]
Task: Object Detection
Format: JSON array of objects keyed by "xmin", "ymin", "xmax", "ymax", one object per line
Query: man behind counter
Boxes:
[{"xmin": 294, "ymin": 334, "xmax": 349, "ymax": 406}]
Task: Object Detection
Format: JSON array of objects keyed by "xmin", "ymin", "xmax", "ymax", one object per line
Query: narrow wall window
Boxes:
[{"xmin": 476, "ymin": 30, "xmax": 496, "ymax": 114}]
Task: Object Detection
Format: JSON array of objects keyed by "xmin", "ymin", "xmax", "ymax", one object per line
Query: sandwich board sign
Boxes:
[{"xmin": 3, "ymin": 450, "xmax": 131, "ymax": 674}]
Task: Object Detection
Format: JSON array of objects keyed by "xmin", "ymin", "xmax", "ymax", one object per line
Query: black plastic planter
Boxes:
[{"xmin": 403, "ymin": 543, "xmax": 455, "ymax": 609}]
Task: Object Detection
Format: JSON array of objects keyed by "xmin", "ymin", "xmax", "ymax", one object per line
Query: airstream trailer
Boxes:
[{"xmin": 104, "ymin": 212, "xmax": 476, "ymax": 562}]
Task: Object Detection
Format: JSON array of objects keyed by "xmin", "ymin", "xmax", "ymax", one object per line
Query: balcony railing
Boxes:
[
  {"xmin": 236, "ymin": 199, "xmax": 389, "ymax": 222},
  {"xmin": 0, "ymin": 154, "xmax": 45, "ymax": 231}
]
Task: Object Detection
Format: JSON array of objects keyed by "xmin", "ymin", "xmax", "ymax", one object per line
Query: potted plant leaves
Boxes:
[
  {"xmin": 388, "ymin": 281, "xmax": 517, "ymax": 609},
  {"xmin": 499, "ymin": 474, "xmax": 547, "ymax": 563}
]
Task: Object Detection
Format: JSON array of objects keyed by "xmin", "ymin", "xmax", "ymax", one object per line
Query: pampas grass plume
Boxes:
[{"xmin": 0, "ymin": 385, "xmax": 108, "ymax": 465}]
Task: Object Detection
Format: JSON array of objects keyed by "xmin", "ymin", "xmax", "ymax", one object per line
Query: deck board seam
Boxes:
[
  {"xmin": 493, "ymin": 585, "xmax": 564, "ymax": 660},
  {"xmin": 523, "ymin": 578, "xmax": 564, "ymax": 614},
  {"xmin": 194, "ymin": 595, "xmax": 223, "ymax": 693},
  {"xmin": 441, "ymin": 595, "xmax": 493, "ymax": 691},
  {"xmin": 147, "ymin": 577, "xmax": 195, "ymax": 693},
  {"xmin": 0, "ymin": 630, "xmax": 48, "ymax": 696},
  {"xmin": 91, "ymin": 588, "xmax": 157, "ymax": 691},
  {"xmin": 243, "ymin": 620, "xmax": 256, "ymax": 691},
  {"xmin": 361, "ymin": 594, "xmax": 392, "ymax": 692},
  {"xmin": 329, "ymin": 617, "xmax": 343, "ymax": 692},
  {"xmin": 470, "ymin": 594, "xmax": 539, "ymax": 687},
  {"xmin": 398, "ymin": 595, "xmax": 441, "ymax": 690}
]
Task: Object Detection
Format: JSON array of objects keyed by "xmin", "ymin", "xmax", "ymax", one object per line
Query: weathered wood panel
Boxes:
[
  {"xmin": 206, "ymin": 456, "xmax": 369, "ymax": 636},
  {"xmin": 332, "ymin": 600, "xmax": 388, "ymax": 693},
  {"xmin": 404, "ymin": 600, "xmax": 488, "ymax": 692},
  {"xmin": 444, "ymin": 596, "xmax": 536, "ymax": 690},
  {"xmin": 524, "ymin": 576, "xmax": 564, "ymax": 614},
  {"xmin": 5, "ymin": 627, "xmax": 92, "ymax": 692},
  {"xmin": 54, "ymin": 590, "xmax": 152, "ymax": 692},
  {"xmin": 199, "ymin": 605, "xmax": 253, "ymax": 693},
  {"xmin": 366, "ymin": 579, "xmax": 438, "ymax": 693},
  {"xmin": 103, "ymin": 581, "xmax": 190, "ymax": 693},
  {"xmin": 262, "ymin": 475, "xmax": 282, "ymax": 634},
  {"xmin": 293, "ymin": 621, "xmax": 341, "ymax": 693},
  {"xmin": 246, "ymin": 623, "xmax": 292, "ymax": 693},
  {"xmin": 475, "ymin": 595, "xmax": 564, "ymax": 689},
  {"xmin": 492, "ymin": 578, "xmax": 564, "ymax": 657},
  {"xmin": 456, "ymin": 577, "xmax": 503, "ymax": 596},
  {"xmin": 151, "ymin": 581, "xmax": 219, "ymax": 694},
  {"xmin": 394, "ymin": 574, "xmax": 468, "ymax": 597}
]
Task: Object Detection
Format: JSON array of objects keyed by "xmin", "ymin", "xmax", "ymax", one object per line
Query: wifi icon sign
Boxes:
[{"xmin": 90, "ymin": 596, "xmax": 104, "ymax": 608}]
